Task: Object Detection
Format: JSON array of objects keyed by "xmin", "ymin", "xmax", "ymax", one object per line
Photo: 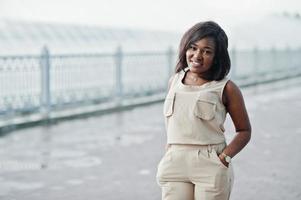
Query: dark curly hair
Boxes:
[{"xmin": 175, "ymin": 21, "xmax": 230, "ymax": 81}]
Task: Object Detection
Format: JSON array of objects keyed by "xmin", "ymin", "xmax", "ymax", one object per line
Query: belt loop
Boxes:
[
  {"xmin": 207, "ymin": 144, "xmax": 212, "ymax": 158},
  {"xmin": 207, "ymin": 144, "xmax": 212, "ymax": 153}
]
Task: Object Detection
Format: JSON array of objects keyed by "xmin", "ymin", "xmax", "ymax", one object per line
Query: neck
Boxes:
[{"xmin": 188, "ymin": 71, "xmax": 210, "ymax": 81}]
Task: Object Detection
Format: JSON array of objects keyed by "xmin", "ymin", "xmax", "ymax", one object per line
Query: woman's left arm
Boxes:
[{"xmin": 219, "ymin": 80, "xmax": 252, "ymax": 165}]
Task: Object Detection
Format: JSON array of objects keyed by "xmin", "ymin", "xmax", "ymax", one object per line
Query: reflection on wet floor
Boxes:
[{"xmin": 0, "ymin": 111, "xmax": 158, "ymax": 172}]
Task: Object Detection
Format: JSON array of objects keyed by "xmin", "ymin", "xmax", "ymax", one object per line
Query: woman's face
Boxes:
[{"xmin": 186, "ymin": 37, "xmax": 216, "ymax": 75}]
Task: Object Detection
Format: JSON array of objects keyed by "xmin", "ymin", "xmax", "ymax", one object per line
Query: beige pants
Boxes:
[{"xmin": 156, "ymin": 143, "xmax": 234, "ymax": 200}]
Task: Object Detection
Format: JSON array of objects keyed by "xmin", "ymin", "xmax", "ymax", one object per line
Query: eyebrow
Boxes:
[{"xmin": 191, "ymin": 43, "xmax": 215, "ymax": 50}]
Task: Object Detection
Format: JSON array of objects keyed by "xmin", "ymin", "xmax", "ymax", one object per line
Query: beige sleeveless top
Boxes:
[{"xmin": 163, "ymin": 68, "xmax": 230, "ymax": 145}]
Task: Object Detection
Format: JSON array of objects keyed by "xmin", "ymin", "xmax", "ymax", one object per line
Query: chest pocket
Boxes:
[
  {"xmin": 163, "ymin": 93, "xmax": 175, "ymax": 117},
  {"xmin": 194, "ymin": 99, "xmax": 216, "ymax": 120}
]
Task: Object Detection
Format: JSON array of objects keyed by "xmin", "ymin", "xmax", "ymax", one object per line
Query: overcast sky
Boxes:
[{"xmin": 0, "ymin": 0, "xmax": 300, "ymax": 32}]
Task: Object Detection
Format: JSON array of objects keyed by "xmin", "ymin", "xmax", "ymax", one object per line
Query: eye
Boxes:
[
  {"xmin": 189, "ymin": 45, "xmax": 197, "ymax": 51},
  {"xmin": 204, "ymin": 50, "xmax": 213, "ymax": 55}
]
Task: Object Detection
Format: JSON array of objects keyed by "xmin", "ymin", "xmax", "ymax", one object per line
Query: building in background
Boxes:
[
  {"xmin": 0, "ymin": 19, "xmax": 181, "ymax": 55},
  {"xmin": 0, "ymin": 13, "xmax": 301, "ymax": 56}
]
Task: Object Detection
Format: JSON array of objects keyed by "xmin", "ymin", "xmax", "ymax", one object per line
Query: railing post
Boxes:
[
  {"xmin": 253, "ymin": 46, "xmax": 259, "ymax": 83},
  {"xmin": 167, "ymin": 46, "xmax": 174, "ymax": 84},
  {"xmin": 298, "ymin": 47, "xmax": 301, "ymax": 71},
  {"xmin": 115, "ymin": 46, "xmax": 123, "ymax": 105},
  {"xmin": 230, "ymin": 47, "xmax": 236, "ymax": 80},
  {"xmin": 270, "ymin": 46, "xmax": 276, "ymax": 71},
  {"xmin": 285, "ymin": 46, "xmax": 291, "ymax": 72},
  {"xmin": 40, "ymin": 46, "xmax": 51, "ymax": 119}
]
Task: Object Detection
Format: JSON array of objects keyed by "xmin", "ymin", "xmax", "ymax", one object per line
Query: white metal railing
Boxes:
[{"xmin": 0, "ymin": 46, "xmax": 300, "ymax": 119}]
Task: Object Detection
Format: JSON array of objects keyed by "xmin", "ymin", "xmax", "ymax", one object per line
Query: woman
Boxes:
[{"xmin": 156, "ymin": 21, "xmax": 251, "ymax": 200}]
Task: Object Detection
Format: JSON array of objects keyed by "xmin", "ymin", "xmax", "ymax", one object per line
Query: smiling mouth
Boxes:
[{"xmin": 189, "ymin": 61, "xmax": 202, "ymax": 67}]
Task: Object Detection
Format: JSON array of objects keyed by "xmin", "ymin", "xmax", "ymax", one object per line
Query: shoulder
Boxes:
[
  {"xmin": 168, "ymin": 74, "xmax": 176, "ymax": 86},
  {"xmin": 222, "ymin": 80, "xmax": 244, "ymax": 106},
  {"xmin": 167, "ymin": 74, "xmax": 175, "ymax": 92},
  {"xmin": 224, "ymin": 80, "xmax": 240, "ymax": 92},
  {"xmin": 167, "ymin": 71, "xmax": 182, "ymax": 90}
]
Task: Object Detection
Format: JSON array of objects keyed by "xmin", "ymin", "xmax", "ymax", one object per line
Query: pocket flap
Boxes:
[{"xmin": 194, "ymin": 99, "xmax": 216, "ymax": 120}]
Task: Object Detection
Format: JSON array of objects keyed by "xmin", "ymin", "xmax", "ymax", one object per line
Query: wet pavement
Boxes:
[{"xmin": 0, "ymin": 77, "xmax": 301, "ymax": 200}]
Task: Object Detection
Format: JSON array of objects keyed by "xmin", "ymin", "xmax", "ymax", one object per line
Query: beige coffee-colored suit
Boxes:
[{"xmin": 157, "ymin": 68, "xmax": 234, "ymax": 200}]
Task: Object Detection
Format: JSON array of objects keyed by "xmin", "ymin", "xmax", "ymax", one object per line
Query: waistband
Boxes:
[{"xmin": 168, "ymin": 142, "xmax": 226, "ymax": 152}]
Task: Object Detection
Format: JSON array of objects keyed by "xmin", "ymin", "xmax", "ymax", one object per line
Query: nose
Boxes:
[{"xmin": 193, "ymin": 49, "xmax": 203, "ymax": 60}]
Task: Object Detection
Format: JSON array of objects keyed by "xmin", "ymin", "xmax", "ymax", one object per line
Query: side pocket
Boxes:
[
  {"xmin": 211, "ymin": 149, "xmax": 229, "ymax": 169},
  {"xmin": 163, "ymin": 93, "xmax": 175, "ymax": 117},
  {"xmin": 158, "ymin": 150, "xmax": 171, "ymax": 168},
  {"xmin": 194, "ymin": 99, "xmax": 216, "ymax": 120},
  {"xmin": 157, "ymin": 149, "xmax": 172, "ymax": 175}
]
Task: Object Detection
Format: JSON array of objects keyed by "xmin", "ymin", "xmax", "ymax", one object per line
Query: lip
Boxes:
[{"xmin": 190, "ymin": 61, "xmax": 202, "ymax": 67}]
